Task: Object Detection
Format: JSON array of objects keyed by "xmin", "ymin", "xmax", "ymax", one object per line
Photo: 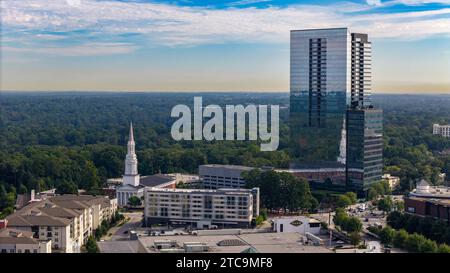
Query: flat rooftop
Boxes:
[
  {"xmin": 410, "ymin": 186, "xmax": 450, "ymax": 199},
  {"xmin": 146, "ymin": 187, "xmax": 256, "ymax": 195},
  {"xmin": 98, "ymin": 241, "xmax": 139, "ymax": 253},
  {"xmin": 138, "ymin": 232, "xmax": 332, "ymax": 253},
  {"xmin": 200, "ymin": 164, "xmax": 255, "ymax": 171}
]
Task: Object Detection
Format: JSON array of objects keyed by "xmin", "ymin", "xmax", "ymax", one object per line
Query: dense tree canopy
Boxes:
[
  {"xmin": 243, "ymin": 169, "xmax": 318, "ymax": 212},
  {"xmin": 0, "ymin": 93, "xmax": 449, "ymax": 216}
]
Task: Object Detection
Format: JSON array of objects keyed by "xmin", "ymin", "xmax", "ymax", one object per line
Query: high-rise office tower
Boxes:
[
  {"xmin": 289, "ymin": 28, "xmax": 383, "ymax": 193},
  {"xmin": 350, "ymin": 33, "xmax": 372, "ymax": 108},
  {"xmin": 346, "ymin": 108, "xmax": 383, "ymax": 192}
]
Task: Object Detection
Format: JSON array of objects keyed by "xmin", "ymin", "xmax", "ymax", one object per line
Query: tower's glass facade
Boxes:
[
  {"xmin": 290, "ymin": 28, "xmax": 383, "ymax": 193},
  {"xmin": 346, "ymin": 108, "xmax": 383, "ymax": 191},
  {"xmin": 290, "ymin": 28, "xmax": 351, "ymax": 187}
]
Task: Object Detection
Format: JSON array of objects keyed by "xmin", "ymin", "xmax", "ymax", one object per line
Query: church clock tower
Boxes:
[{"xmin": 123, "ymin": 122, "xmax": 140, "ymax": 186}]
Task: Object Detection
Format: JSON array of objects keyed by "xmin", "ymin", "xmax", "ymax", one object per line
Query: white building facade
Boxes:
[
  {"xmin": 433, "ymin": 124, "xmax": 450, "ymax": 137},
  {"xmin": 144, "ymin": 187, "xmax": 260, "ymax": 228},
  {"xmin": 273, "ymin": 216, "xmax": 321, "ymax": 235}
]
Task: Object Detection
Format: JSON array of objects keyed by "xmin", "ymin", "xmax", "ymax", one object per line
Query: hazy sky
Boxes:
[{"xmin": 1, "ymin": 0, "xmax": 450, "ymax": 93}]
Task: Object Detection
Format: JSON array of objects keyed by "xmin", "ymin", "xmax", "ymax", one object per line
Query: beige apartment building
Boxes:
[
  {"xmin": 0, "ymin": 228, "xmax": 52, "ymax": 253},
  {"xmin": 144, "ymin": 187, "xmax": 260, "ymax": 229},
  {"xmin": 5, "ymin": 194, "xmax": 117, "ymax": 253}
]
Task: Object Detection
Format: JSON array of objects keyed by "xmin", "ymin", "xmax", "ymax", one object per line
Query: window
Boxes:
[
  {"xmin": 17, "ymin": 249, "xmax": 22, "ymax": 253},
  {"xmin": 204, "ymin": 196, "xmax": 213, "ymax": 209},
  {"xmin": 33, "ymin": 249, "xmax": 38, "ymax": 253},
  {"xmin": 1, "ymin": 249, "xmax": 6, "ymax": 253},
  {"xmin": 160, "ymin": 207, "xmax": 168, "ymax": 217},
  {"xmin": 25, "ymin": 249, "xmax": 30, "ymax": 253}
]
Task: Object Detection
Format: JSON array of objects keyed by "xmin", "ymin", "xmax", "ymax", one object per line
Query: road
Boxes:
[{"xmin": 103, "ymin": 211, "xmax": 143, "ymax": 241}]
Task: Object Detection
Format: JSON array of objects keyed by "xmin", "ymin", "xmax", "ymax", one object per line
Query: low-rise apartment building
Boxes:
[
  {"xmin": 144, "ymin": 187, "xmax": 260, "ymax": 229},
  {"xmin": 382, "ymin": 174, "xmax": 400, "ymax": 190},
  {"xmin": 5, "ymin": 208, "xmax": 75, "ymax": 252},
  {"xmin": 0, "ymin": 227, "xmax": 52, "ymax": 253},
  {"xmin": 4, "ymin": 194, "xmax": 118, "ymax": 253}
]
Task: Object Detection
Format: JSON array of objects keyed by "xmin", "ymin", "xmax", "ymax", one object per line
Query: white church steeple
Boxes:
[{"xmin": 123, "ymin": 122, "xmax": 140, "ymax": 186}]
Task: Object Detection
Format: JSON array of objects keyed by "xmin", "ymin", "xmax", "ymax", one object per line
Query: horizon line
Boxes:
[{"xmin": 2, "ymin": 90, "xmax": 450, "ymax": 95}]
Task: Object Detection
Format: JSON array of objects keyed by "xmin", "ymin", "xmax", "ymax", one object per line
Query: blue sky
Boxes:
[{"xmin": 1, "ymin": 0, "xmax": 450, "ymax": 92}]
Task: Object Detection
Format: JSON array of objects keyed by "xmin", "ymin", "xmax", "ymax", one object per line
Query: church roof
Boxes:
[{"xmin": 139, "ymin": 174, "xmax": 176, "ymax": 187}]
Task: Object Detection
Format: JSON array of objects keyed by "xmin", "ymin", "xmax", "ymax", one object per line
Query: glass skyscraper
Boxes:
[
  {"xmin": 289, "ymin": 28, "xmax": 383, "ymax": 194},
  {"xmin": 346, "ymin": 108, "xmax": 383, "ymax": 192}
]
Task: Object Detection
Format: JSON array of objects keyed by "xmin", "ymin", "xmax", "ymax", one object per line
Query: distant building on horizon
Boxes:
[
  {"xmin": 433, "ymin": 123, "xmax": 450, "ymax": 137},
  {"xmin": 289, "ymin": 28, "xmax": 383, "ymax": 194}
]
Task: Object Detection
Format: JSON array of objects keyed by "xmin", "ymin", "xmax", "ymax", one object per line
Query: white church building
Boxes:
[{"xmin": 115, "ymin": 123, "xmax": 198, "ymax": 207}]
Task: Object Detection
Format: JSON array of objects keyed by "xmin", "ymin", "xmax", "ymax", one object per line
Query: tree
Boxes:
[
  {"xmin": 420, "ymin": 239, "xmax": 438, "ymax": 253},
  {"xmin": 260, "ymin": 208, "xmax": 268, "ymax": 221},
  {"xmin": 0, "ymin": 184, "xmax": 8, "ymax": 208},
  {"xmin": 379, "ymin": 226, "xmax": 395, "ymax": 245},
  {"xmin": 344, "ymin": 192, "xmax": 357, "ymax": 204},
  {"xmin": 437, "ymin": 244, "xmax": 450, "ymax": 253},
  {"xmin": 244, "ymin": 170, "xmax": 317, "ymax": 212},
  {"xmin": 85, "ymin": 236, "xmax": 100, "ymax": 253},
  {"xmin": 394, "ymin": 200, "xmax": 404, "ymax": 211},
  {"xmin": 387, "ymin": 211, "xmax": 406, "ymax": 229},
  {"xmin": 336, "ymin": 195, "xmax": 352, "ymax": 208},
  {"xmin": 18, "ymin": 184, "xmax": 28, "ymax": 194},
  {"xmin": 393, "ymin": 229, "xmax": 409, "ymax": 249},
  {"xmin": 128, "ymin": 196, "xmax": 142, "ymax": 207},
  {"xmin": 333, "ymin": 208, "xmax": 362, "ymax": 233},
  {"xmin": 255, "ymin": 215, "xmax": 265, "ymax": 226},
  {"xmin": 55, "ymin": 180, "xmax": 78, "ymax": 195},
  {"xmin": 333, "ymin": 208, "xmax": 347, "ymax": 227},
  {"xmin": 349, "ymin": 232, "xmax": 361, "ymax": 247},
  {"xmin": 404, "ymin": 233, "xmax": 426, "ymax": 253},
  {"xmin": 367, "ymin": 188, "xmax": 378, "ymax": 201},
  {"xmin": 377, "ymin": 196, "xmax": 393, "ymax": 214},
  {"xmin": 343, "ymin": 217, "xmax": 362, "ymax": 233}
]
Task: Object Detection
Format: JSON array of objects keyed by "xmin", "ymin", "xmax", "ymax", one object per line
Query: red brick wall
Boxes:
[
  {"xmin": 404, "ymin": 198, "xmax": 426, "ymax": 216},
  {"xmin": 405, "ymin": 198, "xmax": 450, "ymax": 221}
]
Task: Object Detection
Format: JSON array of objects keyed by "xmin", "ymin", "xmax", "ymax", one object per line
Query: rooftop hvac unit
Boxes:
[{"xmin": 183, "ymin": 243, "xmax": 208, "ymax": 253}]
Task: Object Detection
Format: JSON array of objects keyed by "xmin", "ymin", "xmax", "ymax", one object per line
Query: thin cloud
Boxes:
[
  {"xmin": 1, "ymin": 0, "xmax": 449, "ymax": 52},
  {"xmin": 2, "ymin": 42, "xmax": 138, "ymax": 56},
  {"xmin": 227, "ymin": 0, "xmax": 272, "ymax": 6}
]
